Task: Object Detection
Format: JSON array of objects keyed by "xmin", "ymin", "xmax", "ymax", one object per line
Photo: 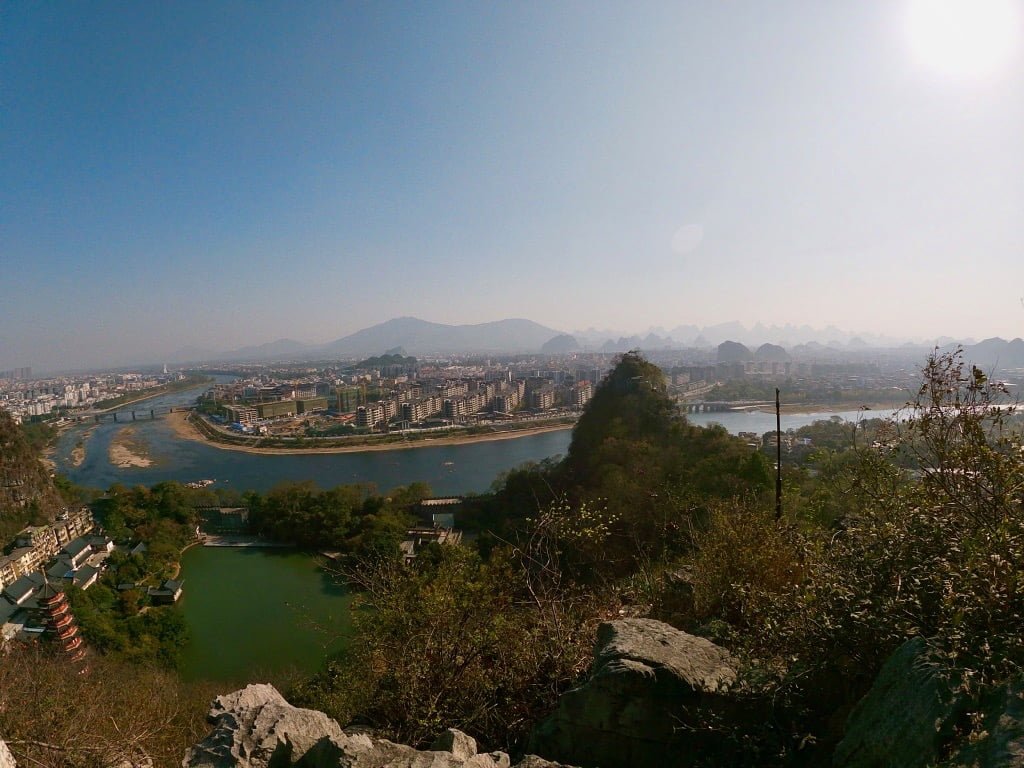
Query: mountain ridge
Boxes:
[
  {"xmin": 167, "ymin": 318, "xmax": 568, "ymax": 363},
  {"xmin": 163, "ymin": 318, "xmax": 1013, "ymax": 365}
]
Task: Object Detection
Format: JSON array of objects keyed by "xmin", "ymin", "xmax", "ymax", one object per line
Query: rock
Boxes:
[
  {"xmin": 833, "ymin": 638, "xmax": 963, "ymax": 768},
  {"xmin": 512, "ymin": 759, "xmax": 565, "ymax": 768},
  {"xmin": 184, "ymin": 683, "xmax": 567, "ymax": 768},
  {"xmin": 430, "ymin": 730, "xmax": 478, "ymax": 761},
  {"xmin": 0, "ymin": 738, "xmax": 15, "ymax": 768},
  {"xmin": 942, "ymin": 682, "xmax": 1024, "ymax": 768},
  {"xmin": 528, "ymin": 618, "xmax": 739, "ymax": 767},
  {"xmin": 185, "ymin": 683, "xmax": 350, "ymax": 767}
]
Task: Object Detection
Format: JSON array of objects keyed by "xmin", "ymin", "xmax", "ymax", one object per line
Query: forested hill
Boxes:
[{"xmin": 0, "ymin": 410, "xmax": 63, "ymax": 541}]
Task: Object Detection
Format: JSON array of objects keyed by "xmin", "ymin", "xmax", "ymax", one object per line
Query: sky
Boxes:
[{"xmin": 2, "ymin": 1, "xmax": 1023, "ymax": 370}]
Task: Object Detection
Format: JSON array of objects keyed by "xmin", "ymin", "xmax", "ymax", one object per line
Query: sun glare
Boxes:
[{"xmin": 906, "ymin": 0, "xmax": 1021, "ymax": 79}]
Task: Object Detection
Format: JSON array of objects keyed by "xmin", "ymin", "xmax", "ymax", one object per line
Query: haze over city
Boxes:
[{"xmin": 3, "ymin": 2, "xmax": 1023, "ymax": 371}]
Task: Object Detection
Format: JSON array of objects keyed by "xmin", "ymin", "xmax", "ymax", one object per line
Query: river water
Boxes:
[
  {"xmin": 54, "ymin": 378, "xmax": 894, "ymax": 496},
  {"xmin": 53, "ymin": 381, "xmax": 895, "ymax": 682}
]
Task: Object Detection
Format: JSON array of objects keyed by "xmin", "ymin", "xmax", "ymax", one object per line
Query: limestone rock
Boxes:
[
  {"xmin": 430, "ymin": 730, "xmax": 478, "ymax": 762},
  {"xmin": 0, "ymin": 738, "xmax": 15, "ymax": 768},
  {"xmin": 942, "ymin": 682, "xmax": 1024, "ymax": 768},
  {"xmin": 528, "ymin": 618, "xmax": 739, "ymax": 767},
  {"xmin": 185, "ymin": 683, "xmax": 350, "ymax": 767},
  {"xmin": 184, "ymin": 684, "xmax": 566, "ymax": 768},
  {"xmin": 833, "ymin": 638, "xmax": 962, "ymax": 768}
]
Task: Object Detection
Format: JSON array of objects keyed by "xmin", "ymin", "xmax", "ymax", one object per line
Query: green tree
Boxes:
[{"xmin": 293, "ymin": 545, "xmax": 596, "ymax": 752}]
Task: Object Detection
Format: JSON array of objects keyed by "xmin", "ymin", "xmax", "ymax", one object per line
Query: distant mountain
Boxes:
[
  {"xmin": 167, "ymin": 339, "xmax": 310, "ymax": 364},
  {"xmin": 225, "ymin": 339, "xmax": 308, "ymax": 361},
  {"xmin": 962, "ymin": 338, "xmax": 1024, "ymax": 371},
  {"xmin": 599, "ymin": 336, "xmax": 644, "ymax": 353},
  {"xmin": 573, "ymin": 322, "xmax": 910, "ymax": 351},
  {"xmin": 167, "ymin": 345, "xmax": 220, "ymax": 364},
  {"xmin": 718, "ymin": 340, "xmax": 753, "ymax": 362},
  {"xmin": 541, "ymin": 334, "xmax": 581, "ymax": 354},
  {"xmin": 667, "ymin": 324, "xmax": 701, "ymax": 344},
  {"xmin": 755, "ymin": 343, "xmax": 790, "ymax": 362},
  {"xmin": 321, "ymin": 317, "xmax": 566, "ymax": 356},
  {"xmin": 162, "ymin": 318, "xmax": 950, "ymax": 366}
]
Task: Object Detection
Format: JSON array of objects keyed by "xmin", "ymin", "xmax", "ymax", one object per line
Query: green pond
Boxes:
[{"xmin": 177, "ymin": 546, "xmax": 354, "ymax": 683}]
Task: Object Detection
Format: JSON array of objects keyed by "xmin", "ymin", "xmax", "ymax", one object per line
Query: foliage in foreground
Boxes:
[
  {"xmin": 292, "ymin": 544, "xmax": 601, "ymax": 752},
  {"xmin": 0, "ymin": 644, "xmax": 218, "ymax": 768},
  {"xmin": 663, "ymin": 350, "xmax": 1024, "ymax": 756}
]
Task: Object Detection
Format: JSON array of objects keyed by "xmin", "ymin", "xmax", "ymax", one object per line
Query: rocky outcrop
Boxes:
[
  {"xmin": 528, "ymin": 619, "xmax": 739, "ymax": 767},
  {"xmin": 942, "ymin": 682, "xmax": 1024, "ymax": 767},
  {"xmin": 754, "ymin": 343, "xmax": 789, "ymax": 363},
  {"xmin": 0, "ymin": 409, "xmax": 63, "ymax": 531},
  {"xmin": 183, "ymin": 683, "xmax": 568, "ymax": 768},
  {"xmin": 834, "ymin": 638, "xmax": 1024, "ymax": 768},
  {"xmin": 0, "ymin": 738, "xmax": 15, "ymax": 768},
  {"xmin": 716, "ymin": 340, "xmax": 752, "ymax": 363},
  {"xmin": 833, "ymin": 638, "xmax": 962, "ymax": 768}
]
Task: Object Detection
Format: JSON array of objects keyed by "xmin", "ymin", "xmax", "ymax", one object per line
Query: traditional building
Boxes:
[{"xmin": 38, "ymin": 578, "xmax": 86, "ymax": 662}]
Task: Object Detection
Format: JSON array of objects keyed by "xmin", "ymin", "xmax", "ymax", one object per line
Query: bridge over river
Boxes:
[
  {"xmin": 679, "ymin": 400, "xmax": 774, "ymax": 414},
  {"xmin": 75, "ymin": 406, "xmax": 181, "ymax": 423}
]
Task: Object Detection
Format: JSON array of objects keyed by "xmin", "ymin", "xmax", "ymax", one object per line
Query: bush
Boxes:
[
  {"xmin": 291, "ymin": 545, "xmax": 598, "ymax": 752},
  {"xmin": 683, "ymin": 500, "xmax": 808, "ymax": 631},
  {"xmin": 0, "ymin": 643, "xmax": 218, "ymax": 768}
]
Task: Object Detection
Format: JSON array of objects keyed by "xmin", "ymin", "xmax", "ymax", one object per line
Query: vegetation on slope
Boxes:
[
  {"xmin": 2, "ymin": 349, "xmax": 1021, "ymax": 765},
  {"xmin": 0, "ymin": 644, "xmax": 218, "ymax": 768},
  {"xmin": 0, "ymin": 409, "xmax": 65, "ymax": 542},
  {"xmin": 294, "ymin": 349, "xmax": 1024, "ymax": 763}
]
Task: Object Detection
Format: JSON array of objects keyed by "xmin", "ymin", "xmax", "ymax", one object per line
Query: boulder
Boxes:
[
  {"xmin": 528, "ymin": 618, "xmax": 739, "ymax": 767},
  {"xmin": 184, "ymin": 684, "xmax": 565, "ymax": 768},
  {"xmin": 833, "ymin": 638, "xmax": 962, "ymax": 768},
  {"xmin": 0, "ymin": 738, "xmax": 15, "ymax": 768},
  {"xmin": 942, "ymin": 682, "xmax": 1024, "ymax": 768},
  {"xmin": 430, "ymin": 730, "xmax": 479, "ymax": 762}
]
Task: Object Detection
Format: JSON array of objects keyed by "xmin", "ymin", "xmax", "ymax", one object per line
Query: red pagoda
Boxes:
[{"xmin": 37, "ymin": 577, "xmax": 87, "ymax": 663}]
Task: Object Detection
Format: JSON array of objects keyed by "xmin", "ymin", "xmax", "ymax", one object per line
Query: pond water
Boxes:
[{"xmin": 177, "ymin": 546, "xmax": 353, "ymax": 684}]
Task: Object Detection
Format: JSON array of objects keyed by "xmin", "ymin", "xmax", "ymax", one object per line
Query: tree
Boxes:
[
  {"xmin": 698, "ymin": 350, "xmax": 1024, "ymax": 755},
  {"xmin": 293, "ymin": 545, "xmax": 597, "ymax": 752}
]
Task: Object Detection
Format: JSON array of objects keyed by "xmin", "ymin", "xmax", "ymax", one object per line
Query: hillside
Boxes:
[
  {"xmin": 0, "ymin": 410, "xmax": 63, "ymax": 540},
  {"xmin": 962, "ymin": 337, "xmax": 1024, "ymax": 371},
  {"xmin": 321, "ymin": 317, "xmax": 565, "ymax": 356}
]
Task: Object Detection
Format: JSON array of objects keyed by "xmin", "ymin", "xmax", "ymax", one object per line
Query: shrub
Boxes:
[{"xmin": 291, "ymin": 545, "xmax": 598, "ymax": 752}]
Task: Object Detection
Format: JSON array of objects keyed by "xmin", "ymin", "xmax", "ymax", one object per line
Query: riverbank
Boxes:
[
  {"xmin": 108, "ymin": 425, "xmax": 154, "ymax": 467},
  {"xmin": 68, "ymin": 424, "xmax": 98, "ymax": 467},
  {"xmin": 165, "ymin": 410, "xmax": 575, "ymax": 455},
  {"xmin": 93, "ymin": 375, "xmax": 211, "ymax": 413},
  {"xmin": 757, "ymin": 400, "xmax": 906, "ymax": 416}
]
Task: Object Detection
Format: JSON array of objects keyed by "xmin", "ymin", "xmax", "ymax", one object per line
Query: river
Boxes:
[{"xmin": 54, "ymin": 378, "xmax": 895, "ymax": 496}]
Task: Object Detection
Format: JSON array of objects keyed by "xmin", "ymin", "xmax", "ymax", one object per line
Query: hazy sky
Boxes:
[{"xmin": 3, "ymin": 2, "xmax": 1023, "ymax": 370}]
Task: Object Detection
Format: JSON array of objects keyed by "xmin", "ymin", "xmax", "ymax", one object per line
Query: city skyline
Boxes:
[{"xmin": 3, "ymin": 2, "xmax": 1023, "ymax": 371}]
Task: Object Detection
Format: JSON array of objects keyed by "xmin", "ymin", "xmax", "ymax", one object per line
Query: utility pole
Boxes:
[{"xmin": 775, "ymin": 387, "xmax": 782, "ymax": 520}]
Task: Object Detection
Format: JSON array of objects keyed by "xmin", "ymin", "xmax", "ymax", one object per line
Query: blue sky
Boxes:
[{"xmin": 2, "ymin": 2, "xmax": 1023, "ymax": 370}]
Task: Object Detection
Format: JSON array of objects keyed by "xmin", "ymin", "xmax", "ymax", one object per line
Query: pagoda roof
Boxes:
[{"xmin": 37, "ymin": 574, "xmax": 65, "ymax": 600}]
